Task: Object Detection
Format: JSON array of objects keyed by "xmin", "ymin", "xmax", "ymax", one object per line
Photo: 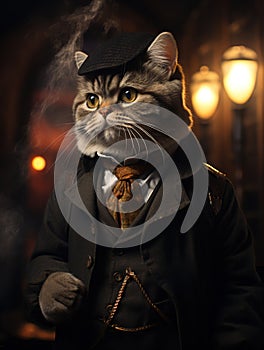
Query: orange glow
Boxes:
[
  {"xmin": 192, "ymin": 84, "xmax": 219, "ymax": 119},
  {"xmin": 222, "ymin": 60, "xmax": 258, "ymax": 104},
  {"xmin": 221, "ymin": 46, "xmax": 258, "ymax": 104},
  {"xmin": 191, "ymin": 66, "xmax": 220, "ymax": 119},
  {"xmin": 31, "ymin": 156, "xmax": 46, "ymax": 171}
]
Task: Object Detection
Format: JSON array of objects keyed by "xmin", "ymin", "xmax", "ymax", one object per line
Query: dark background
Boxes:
[{"xmin": 0, "ymin": 0, "xmax": 263, "ymax": 348}]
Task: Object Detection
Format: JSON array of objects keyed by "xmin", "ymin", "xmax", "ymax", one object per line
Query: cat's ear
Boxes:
[
  {"xmin": 147, "ymin": 32, "xmax": 178, "ymax": 76},
  {"xmin": 74, "ymin": 51, "xmax": 88, "ymax": 70}
]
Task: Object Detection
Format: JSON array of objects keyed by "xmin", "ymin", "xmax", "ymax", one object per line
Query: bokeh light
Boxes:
[{"xmin": 31, "ymin": 156, "xmax": 46, "ymax": 171}]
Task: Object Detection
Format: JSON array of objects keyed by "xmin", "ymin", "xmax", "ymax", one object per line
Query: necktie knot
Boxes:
[
  {"xmin": 112, "ymin": 163, "xmax": 150, "ymax": 201},
  {"xmin": 107, "ymin": 162, "xmax": 153, "ymax": 229},
  {"xmin": 113, "ymin": 164, "xmax": 147, "ymax": 181}
]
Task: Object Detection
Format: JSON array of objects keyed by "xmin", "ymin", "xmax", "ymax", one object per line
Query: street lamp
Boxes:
[
  {"xmin": 221, "ymin": 45, "xmax": 258, "ymax": 104},
  {"xmin": 191, "ymin": 66, "xmax": 220, "ymax": 120},
  {"xmin": 190, "ymin": 66, "xmax": 220, "ymax": 158},
  {"xmin": 221, "ymin": 45, "xmax": 258, "ymax": 202}
]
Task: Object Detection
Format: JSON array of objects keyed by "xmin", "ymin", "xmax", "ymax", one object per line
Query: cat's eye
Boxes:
[
  {"xmin": 86, "ymin": 93, "xmax": 100, "ymax": 110},
  {"xmin": 119, "ymin": 88, "xmax": 138, "ymax": 103}
]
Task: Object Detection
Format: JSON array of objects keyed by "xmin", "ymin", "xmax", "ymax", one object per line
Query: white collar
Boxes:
[{"xmin": 97, "ymin": 152, "xmax": 160, "ymax": 202}]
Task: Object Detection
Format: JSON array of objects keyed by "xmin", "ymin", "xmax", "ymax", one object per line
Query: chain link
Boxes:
[{"xmin": 103, "ymin": 267, "xmax": 170, "ymax": 331}]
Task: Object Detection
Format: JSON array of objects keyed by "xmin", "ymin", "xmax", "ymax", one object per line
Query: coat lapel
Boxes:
[{"xmin": 64, "ymin": 166, "xmax": 97, "ymax": 219}]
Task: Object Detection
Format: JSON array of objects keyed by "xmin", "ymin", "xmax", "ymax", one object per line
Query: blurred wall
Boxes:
[{"xmin": 180, "ymin": 0, "xmax": 264, "ymax": 266}]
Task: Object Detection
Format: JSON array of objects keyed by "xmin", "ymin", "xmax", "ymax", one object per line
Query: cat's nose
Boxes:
[{"xmin": 100, "ymin": 106, "xmax": 112, "ymax": 118}]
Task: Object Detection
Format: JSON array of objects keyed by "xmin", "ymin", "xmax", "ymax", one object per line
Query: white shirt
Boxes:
[{"xmin": 97, "ymin": 152, "xmax": 160, "ymax": 203}]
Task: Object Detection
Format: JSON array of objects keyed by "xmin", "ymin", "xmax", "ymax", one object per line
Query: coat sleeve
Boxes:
[
  {"xmin": 25, "ymin": 191, "xmax": 70, "ymax": 326},
  {"xmin": 211, "ymin": 177, "xmax": 264, "ymax": 350}
]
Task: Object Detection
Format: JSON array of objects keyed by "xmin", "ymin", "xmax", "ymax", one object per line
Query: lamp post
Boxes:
[
  {"xmin": 191, "ymin": 66, "xmax": 220, "ymax": 157},
  {"xmin": 221, "ymin": 45, "xmax": 258, "ymax": 202}
]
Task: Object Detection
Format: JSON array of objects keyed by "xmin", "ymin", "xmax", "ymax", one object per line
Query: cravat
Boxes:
[{"xmin": 107, "ymin": 163, "xmax": 151, "ymax": 229}]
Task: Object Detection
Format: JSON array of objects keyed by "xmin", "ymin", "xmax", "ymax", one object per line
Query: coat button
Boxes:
[
  {"xmin": 106, "ymin": 304, "xmax": 113, "ymax": 313},
  {"xmin": 113, "ymin": 271, "xmax": 123, "ymax": 282},
  {"xmin": 113, "ymin": 248, "xmax": 124, "ymax": 256},
  {"xmin": 86, "ymin": 255, "xmax": 94, "ymax": 269}
]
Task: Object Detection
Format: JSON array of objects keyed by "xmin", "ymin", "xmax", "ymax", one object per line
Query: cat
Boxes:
[
  {"xmin": 72, "ymin": 32, "xmax": 193, "ymax": 160},
  {"xmin": 26, "ymin": 31, "xmax": 264, "ymax": 350}
]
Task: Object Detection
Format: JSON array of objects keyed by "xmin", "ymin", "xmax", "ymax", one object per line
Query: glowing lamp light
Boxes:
[
  {"xmin": 31, "ymin": 156, "xmax": 46, "ymax": 171},
  {"xmin": 221, "ymin": 46, "xmax": 258, "ymax": 104},
  {"xmin": 191, "ymin": 66, "xmax": 220, "ymax": 120}
]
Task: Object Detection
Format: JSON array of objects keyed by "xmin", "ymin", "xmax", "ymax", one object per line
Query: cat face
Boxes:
[{"xmin": 73, "ymin": 32, "xmax": 192, "ymax": 158}]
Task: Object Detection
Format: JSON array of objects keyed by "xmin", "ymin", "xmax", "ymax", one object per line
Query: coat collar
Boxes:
[{"xmin": 64, "ymin": 149, "xmax": 194, "ymax": 224}]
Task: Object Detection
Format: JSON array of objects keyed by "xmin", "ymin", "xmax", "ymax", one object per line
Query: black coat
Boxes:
[{"xmin": 26, "ymin": 158, "xmax": 264, "ymax": 350}]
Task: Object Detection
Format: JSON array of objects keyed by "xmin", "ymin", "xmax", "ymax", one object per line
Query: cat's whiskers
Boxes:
[
  {"xmin": 129, "ymin": 128, "xmax": 142, "ymax": 155},
  {"xmin": 117, "ymin": 124, "xmax": 122, "ymax": 141},
  {"xmin": 36, "ymin": 128, "xmax": 73, "ymax": 156},
  {"xmin": 83, "ymin": 118, "xmax": 103, "ymax": 135},
  {"xmin": 129, "ymin": 126, "xmax": 149, "ymax": 159},
  {"xmin": 136, "ymin": 121, "xmax": 165, "ymax": 135},
  {"xmin": 112, "ymin": 113, "xmax": 136, "ymax": 127},
  {"xmin": 55, "ymin": 121, "xmax": 75, "ymax": 126},
  {"xmin": 35, "ymin": 128, "xmax": 78, "ymax": 174},
  {"xmin": 114, "ymin": 121, "xmax": 144, "ymax": 156},
  {"xmin": 48, "ymin": 132, "xmax": 79, "ymax": 172},
  {"xmin": 123, "ymin": 127, "xmax": 130, "ymax": 154},
  {"xmin": 133, "ymin": 124, "xmax": 165, "ymax": 164},
  {"xmin": 76, "ymin": 118, "xmax": 104, "ymax": 148},
  {"xmin": 126, "ymin": 127, "xmax": 138, "ymax": 155},
  {"xmin": 112, "ymin": 120, "xmax": 162, "ymax": 160}
]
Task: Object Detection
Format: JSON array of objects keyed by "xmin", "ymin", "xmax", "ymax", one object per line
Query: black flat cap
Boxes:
[{"xmin": 78, "ymin": 32, "xmax": 156, "ymax": 76}]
